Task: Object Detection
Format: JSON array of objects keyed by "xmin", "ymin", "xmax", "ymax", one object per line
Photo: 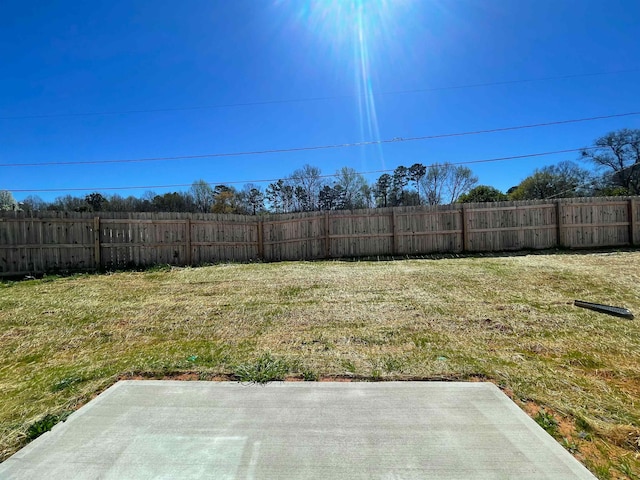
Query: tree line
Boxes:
[{"xmin": 2, "ymin": 128, "xmax": 639, "ymax": 213}]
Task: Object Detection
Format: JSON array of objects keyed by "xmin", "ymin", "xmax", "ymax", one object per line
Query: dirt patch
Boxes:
[{"xmin": 319, "ymin": 376, "xmax": 354, "ymax": 382}]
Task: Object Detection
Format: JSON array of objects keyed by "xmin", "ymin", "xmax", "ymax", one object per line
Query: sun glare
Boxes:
[
  {"xmin": 353, "ymin": 1, "xmax": 385, "ymax": 170},
  {"xmin": 278, "ymin": 0, "xmax": 413, "ymax": 170}
]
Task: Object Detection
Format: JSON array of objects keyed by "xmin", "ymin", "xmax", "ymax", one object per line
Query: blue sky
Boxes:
[{"xmin": 1, "ymin": 0, "xmax": 639, "ymax": 202}]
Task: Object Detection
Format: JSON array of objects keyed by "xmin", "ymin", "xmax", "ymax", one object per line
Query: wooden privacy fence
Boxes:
[{"xmin": 1, "ymin": 197, "xmax": 638, "ymax": 277}]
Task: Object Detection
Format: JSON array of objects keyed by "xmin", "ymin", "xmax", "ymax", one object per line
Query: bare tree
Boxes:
[
  {"xmin": 420, "ymin": 163, "xmax": 478, "ymax": 204},
  {"xmin": 107, "ymin": 194, "xmax": 142, "ymax": 212},
  {"xmin": 447, "ymin": 166, "xmax": 478, "ymax": 203},
  {"xmin": 420, "ymin": 164, "xmax": 450, "ymax": 205},
  {"xmin": 334, "ymin": 167, "xmax": 368, "ymax": 209},
  {"xmin": 50, "ymin": 194, "xmax": 89, "ymax": 212},
  {"xmin": 290, "ymin": 164, "xmax": 325, "ymax": 211},
  {"xmin": 581, "ymin": 128, "xmax": 640, "ymax": 195},
  {"xmin": 190, "ymin": 179, "xmax": 215, "ymax": 213},
  {"xmin": 21, "ymin": 195, "xmax": 47, "ymax": 212}
]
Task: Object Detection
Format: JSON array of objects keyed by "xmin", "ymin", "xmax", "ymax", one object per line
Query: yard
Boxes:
[{"xmin": 1, "ymin": 251, "xmax": 639, "ymax": 478}]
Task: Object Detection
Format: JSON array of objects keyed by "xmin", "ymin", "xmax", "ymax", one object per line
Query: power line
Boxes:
[
  {"xmin": 1, "ymin": 68, "xmax": 638, "ymax": 120},
  {"xmin": 2, "ymin": 111, "xmax": 638, "ymax": 168},
  {"xmin": 9, "ymin": 146, "xmax": 596, "ymax": 193}
]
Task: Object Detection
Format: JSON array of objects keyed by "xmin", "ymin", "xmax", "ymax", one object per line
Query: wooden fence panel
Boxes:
[
  {"xmin": 395, "ymin": 207, "xmax": 463, "ymax": 254},
  {"xmin": 560, "ymin": 201, "xmax": 630, "ymax": 248},
  {"xmin": 263, "ymin": 215, "xmax": 325, "ymax": 261},
  {"xmin": 465, "ymin": 202, "xmax": 557, "ymax": 251},
  {"xmin": 329, "ymin": 211, "xmax": 393, "ymax": 258},
  {"xmin": 191, "ymin": 220, "xmax": 258, "ymax": 264},
  {"xmin": 1, "ymin": 196, "xmax": 639, "ymax": 276},
  {"xmin": 0, "ymin": 219, "xmax": 43, "ymax": 274},
  {"xmin": 100, "ymin": 218, "xmax": 187, "ymax": 269},
  {"xmin": 0, "ymin": 218, "xmax": 94, "ymax": 275}
]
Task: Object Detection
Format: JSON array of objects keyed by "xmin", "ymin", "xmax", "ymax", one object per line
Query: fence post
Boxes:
[
  {"xmin": 391, "ymin": 209, "xmax": 397, "ymax": 255},
  {"xmin": 461, "ymin": 204, "xmax": 469, "ymax": 252},
  {"xmin": 630, "ymin": 198, "xmax": 637, "ymax": 246},
  {"xmin": 556, "ymin": 201, "xmax": 564, "ymax": 248},
  {"xmin": 93, "ymin": 216, "xmax": 101, "ymax": 269},
  {"xmin": 324, "ymin": 213, "xmax": 331, "ymax": 258},
  {"xmin": 185, "ymin": 218, "xmax": 192, "ymax": 266},
  {"xmin": 257, "ymin": 220, "xmax": 264, "ymax": 260},
  {"xmin": 38, "ymin": 219, "xmax": 45, "ymax": 274}
]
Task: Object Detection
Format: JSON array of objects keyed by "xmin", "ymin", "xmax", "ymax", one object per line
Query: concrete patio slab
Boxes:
[{"xmin": 0, "ymin": 381, "xmax": 595, "ymax": 479}]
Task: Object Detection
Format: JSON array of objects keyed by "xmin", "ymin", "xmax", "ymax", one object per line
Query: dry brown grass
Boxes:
[{"xmin": 1, "ymin": 251, "xmax": 639, "ymax": 478}]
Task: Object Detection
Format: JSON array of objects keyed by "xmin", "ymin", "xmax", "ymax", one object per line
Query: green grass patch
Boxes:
[
  {"xmin": 26, "ymin": 412, "xmax": 71, "ymax": 441},
  {"xmin": 535, "ymin": 409, "xmax": 560, "ymax": 437},
  {"xmin": 234, "ymin": 353, "xmax": 290, "ymax": 384}
]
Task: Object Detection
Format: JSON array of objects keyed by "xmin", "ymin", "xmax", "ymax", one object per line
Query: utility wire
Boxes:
[
  {"xmin": 9, "ymin": 146, "xmax": 597, "ymax": 193},
  {"xmin": 2, "ymin": 111, "xmax": 639, "ymax": 168},
  {"xmin": 1, "ymin": 68, "xmax": 638, "ymax": 120}
]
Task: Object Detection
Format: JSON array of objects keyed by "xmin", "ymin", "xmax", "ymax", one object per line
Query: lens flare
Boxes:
[
  {"xmin": 275, "ymin": 1, "xmax": 412, "ymax": 171},
  {"xmin": 353, "ymin": 1, "xmax": 384, "ymax": 170}
]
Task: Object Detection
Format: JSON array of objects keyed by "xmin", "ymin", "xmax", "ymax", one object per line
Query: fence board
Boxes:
[{"xmin": 629, "ymin": 199, "xmax": 638, "ymax": 246}]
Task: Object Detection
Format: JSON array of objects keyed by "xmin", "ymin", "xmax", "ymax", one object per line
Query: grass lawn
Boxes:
[{"xmin": 1, "ymin": 251, "xmax": 639, "ymax": 478}]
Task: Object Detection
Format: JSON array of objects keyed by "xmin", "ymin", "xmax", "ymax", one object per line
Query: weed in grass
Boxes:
[
  {"xmin": 371, "ymin": 369, "xmax": 382, "ymax": 381},
  {"xmin": 301, "ymin": 369, "xmax": 318, "ymax": 381},
  {"xmin": 26, "ymin": 413, "xmax": 69, "ymax": 440},
  {"xmin": 561, "ymin": 437, "xmax": 580, "ymax": 454},
  {"xmin": 234, "ymin": 353, "xmax": 289, "ymax": 384},
  {"xmin": 588, "ymin": 462, "xmax": 612, "ymax": 480},
  {"xmin": 51, "ymin": 376, "xmax": 84, "ymax": 392},
  {"xmin": 535, "ymin": 409, "xmax": 559, "ymax": 437},
  {"xmin": 341, "ymin": 360, "xmax": 357, "ymax": 374},
  {"xmin": 617, "ymin": 459, "xmax": 638, "ymax": 479},
  {"xmin": 382, "ymin": 356, "xmax": 405, "ymax": 373}
]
